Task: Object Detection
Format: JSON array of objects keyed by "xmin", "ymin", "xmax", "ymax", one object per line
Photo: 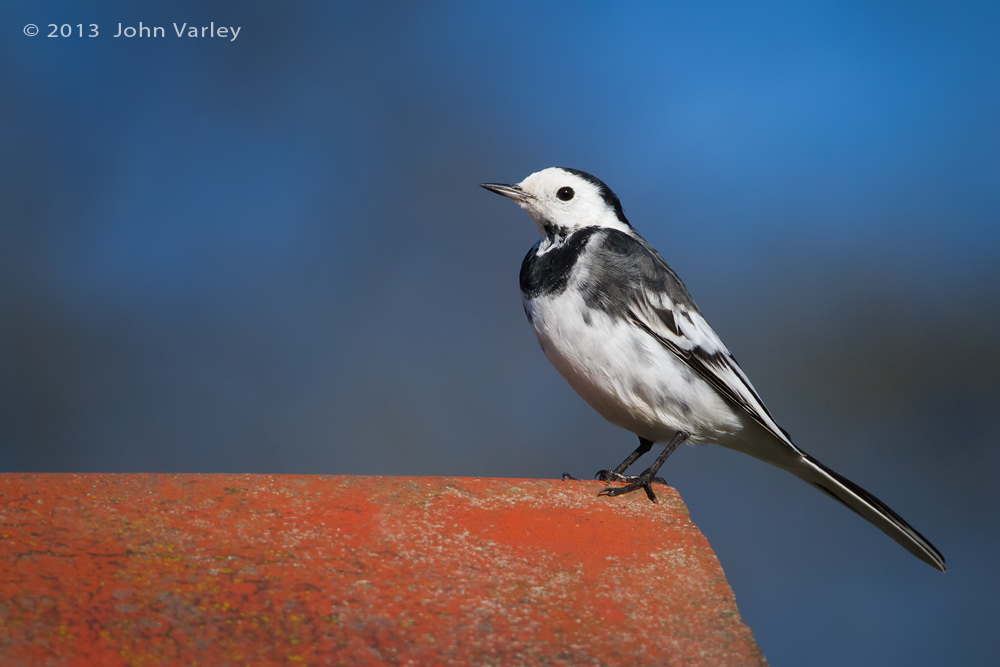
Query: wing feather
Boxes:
[{"xmin": 586, "ymin": 230, "xmax": 794, "ymax": 447}]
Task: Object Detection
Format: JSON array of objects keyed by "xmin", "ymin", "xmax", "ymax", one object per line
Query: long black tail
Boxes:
[{"xmin": 785, "ymin": 453, "xmax": 946, "ymax": 571}]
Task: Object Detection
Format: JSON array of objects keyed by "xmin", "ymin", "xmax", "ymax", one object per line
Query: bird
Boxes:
[{"xmin": 481, "ymin": 167, "xmax": 945, "ymax": 571}]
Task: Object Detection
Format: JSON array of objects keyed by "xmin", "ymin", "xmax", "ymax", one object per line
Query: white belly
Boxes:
[{"xmin": 523, "ymin": 291, "xmax": 743, "ymax": 444}]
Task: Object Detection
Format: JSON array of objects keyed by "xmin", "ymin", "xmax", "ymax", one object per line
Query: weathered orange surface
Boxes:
[{"xmin": 0, "ymin": 474, "xmax": 765, "ymax": 666}]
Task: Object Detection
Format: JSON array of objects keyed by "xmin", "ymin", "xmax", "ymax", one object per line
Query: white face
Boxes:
[{"xmin": 512, "ymin": 168, "xmax": 632, "ymax": 239}]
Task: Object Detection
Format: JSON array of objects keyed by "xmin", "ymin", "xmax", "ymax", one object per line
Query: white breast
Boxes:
[{"xmin": 523, "ymin": 289, "xmax": 743, "ymax": 444}]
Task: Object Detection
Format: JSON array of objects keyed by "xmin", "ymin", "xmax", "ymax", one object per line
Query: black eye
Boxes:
[{"xmin": 557, "ymin": 186, "xmax": 575, "ymax": 201}]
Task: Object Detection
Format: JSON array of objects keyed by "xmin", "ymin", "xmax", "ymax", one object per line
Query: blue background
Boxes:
[{"xmin": 3, "ymin": 2, "xmax": 998, "ymax": 664}]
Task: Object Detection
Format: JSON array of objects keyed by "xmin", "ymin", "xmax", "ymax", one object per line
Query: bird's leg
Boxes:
[
  {"xmin": 565, "ymin": 437, "xmax": 657, "ymax": 482},
  {"xmin": 598, "ymin": 431, "xmax": 689, "ymax": 503},
  {"xmin": 595, "ymin": 437, "xmax": 658, "ymax": 482}
]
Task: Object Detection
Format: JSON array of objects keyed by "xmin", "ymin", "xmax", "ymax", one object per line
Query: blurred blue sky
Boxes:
[{"xmin": 2, "ymin": 2, "xmax": 999, "ymax": 665}]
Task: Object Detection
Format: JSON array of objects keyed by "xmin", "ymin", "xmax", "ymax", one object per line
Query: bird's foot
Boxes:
[
  {"xmin": 595, "ymin": 470, "xmax": 667, "ymax": 485},
  {"xmin": 596, "ymin": 468, "xmax": 667, "ymax": 503},
  {"xmin": 561, "ymin": 472, "xmax": 578, "ymax": 481}
]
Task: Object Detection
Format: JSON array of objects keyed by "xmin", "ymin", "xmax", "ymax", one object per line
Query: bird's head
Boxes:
[{"xmin": 482, "ymin": 167, "xmax": 632, "ymax": 241}]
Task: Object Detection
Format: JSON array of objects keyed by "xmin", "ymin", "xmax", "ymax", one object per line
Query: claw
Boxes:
[{"xmin": 643, "ymin": 483, "xmax": 658, "ymax": 503}]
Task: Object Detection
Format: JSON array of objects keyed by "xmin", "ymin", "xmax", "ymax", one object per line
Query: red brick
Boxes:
[{"xmin": 0, "ymin": 474, "xmax": 765, "ymax": 665}]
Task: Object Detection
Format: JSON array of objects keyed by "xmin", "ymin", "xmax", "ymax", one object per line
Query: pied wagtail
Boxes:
[{"xmin": 482, "ymin": 167, "xmax": 945, "ymax": 571}]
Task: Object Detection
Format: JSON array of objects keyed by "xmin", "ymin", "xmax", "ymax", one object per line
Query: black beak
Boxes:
[{"xmin": 480, "ymin": 182, "xmax": 532, "ymax": 202}]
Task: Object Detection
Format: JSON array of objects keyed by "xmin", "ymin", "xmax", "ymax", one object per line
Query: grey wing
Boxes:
[{"xmin": 587, "ymin": 230, "xmax": 797, "ymax": 448}]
